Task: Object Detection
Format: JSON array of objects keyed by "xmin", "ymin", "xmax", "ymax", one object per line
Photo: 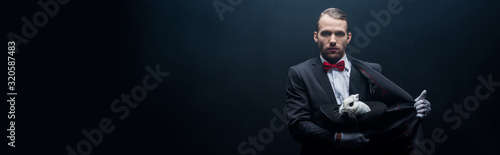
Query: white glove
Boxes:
[{"xmin": 414, "ymin": 90, "xmax": 431, "ymax": 118}]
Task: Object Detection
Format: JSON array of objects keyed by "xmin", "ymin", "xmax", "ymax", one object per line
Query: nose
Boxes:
[{"xmin": 329, "ymin": 35, "xmax": 337, "ymax": 46}]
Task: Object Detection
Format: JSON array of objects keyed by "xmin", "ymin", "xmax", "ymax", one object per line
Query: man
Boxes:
[{"xmin": 285, "ymin": 8, "xmax": 431, "ymax": 154}]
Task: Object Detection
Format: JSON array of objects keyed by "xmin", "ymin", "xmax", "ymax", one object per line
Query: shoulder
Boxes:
[
  {"xmin": 289, "ymin": 57, "xmax": 318, "ymax": 72},
  {"xmin": 349, "ymin": 56, "xmax": 382, "ymax": 73},
  {"xmin": 365, "ymin": 61, "xmax": 382, "ymax": 73},
  {"xmin": 287, "ymin": 57, "xmax": 317, "ymax": 79},
  {"xmin": 291, "ymin": 57, "xmax": 314, "ymax": 68}
]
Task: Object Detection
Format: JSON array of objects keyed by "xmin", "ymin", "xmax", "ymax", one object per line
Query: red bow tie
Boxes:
[{"xmin": 323, "ymin": 60, "xmax": 345, "ymax": 72}]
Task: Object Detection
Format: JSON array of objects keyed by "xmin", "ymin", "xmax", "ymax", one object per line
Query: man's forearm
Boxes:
[{"xmin": 288, "ymin": 120, "xmax": 336, "ymax": 147}]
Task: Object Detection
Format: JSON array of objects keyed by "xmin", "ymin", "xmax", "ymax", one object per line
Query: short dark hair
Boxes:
[{"xmin": 316, "ymin": 8, "xmax": 349, "ymax": 32}]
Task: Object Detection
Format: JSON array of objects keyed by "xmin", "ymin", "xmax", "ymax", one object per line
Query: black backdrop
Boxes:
[{"xmin": 4, "ymin": 0, "xmax": 500, "ymax": 154}]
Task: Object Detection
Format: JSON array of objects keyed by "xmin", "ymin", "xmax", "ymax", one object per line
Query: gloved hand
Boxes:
[
  {"xmin": 335, "ymin": 132, "xmax": 370, "ymax": 149},
  {"xmin": 414, "ymin": 90, "xmax": 431, "ymax": 118}
]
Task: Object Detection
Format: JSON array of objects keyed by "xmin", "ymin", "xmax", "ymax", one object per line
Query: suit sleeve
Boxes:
[{"xmin": 285, "ymin": 67, "xmax": 335, "ymax": 146}]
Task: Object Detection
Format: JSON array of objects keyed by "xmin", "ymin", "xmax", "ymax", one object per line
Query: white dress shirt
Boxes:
[{"xmin": 320, "ymin": 54, "xmax": 351, "ymax": 105}]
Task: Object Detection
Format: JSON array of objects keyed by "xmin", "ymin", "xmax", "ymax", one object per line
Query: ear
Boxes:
[
  {"xmin": 314, "ymin": 31, "xmax": 318, "ymax": 43},
  {"xmin": 347, "ymin": 32, "xmax": 352, "ymax": 44}
]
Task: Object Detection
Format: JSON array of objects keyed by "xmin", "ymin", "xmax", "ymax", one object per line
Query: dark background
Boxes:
[{"xmin": 4, "ymin": 0, "xmax": 500, "ymax": 154}]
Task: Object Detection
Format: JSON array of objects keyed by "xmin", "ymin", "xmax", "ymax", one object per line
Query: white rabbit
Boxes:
[{"xmin": 339, "ymin": 94, "xmax": 371, "ymax": 117}]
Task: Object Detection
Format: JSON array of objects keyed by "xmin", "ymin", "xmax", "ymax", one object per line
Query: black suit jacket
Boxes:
[{"xmin": 285, "ymin": 56, "xmax": 422, "ymax": 155}]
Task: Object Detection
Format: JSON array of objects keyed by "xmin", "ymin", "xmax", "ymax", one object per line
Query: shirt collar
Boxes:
[{"xmin": 320, "ymin": 54, "xmax": 351, "ymax": 72}]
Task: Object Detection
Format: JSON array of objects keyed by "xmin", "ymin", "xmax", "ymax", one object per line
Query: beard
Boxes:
[{"xmin": 320, "ymin": 48, "xmax": 345, "ymax": 63}]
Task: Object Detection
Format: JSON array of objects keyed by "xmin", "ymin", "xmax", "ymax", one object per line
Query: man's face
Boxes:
[{"xmin": 314, "ymin": 15, "xmax": 351, "ymax": 63}]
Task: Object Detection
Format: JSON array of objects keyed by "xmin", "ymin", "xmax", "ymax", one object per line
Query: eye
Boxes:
[
  {"xmin": 349, "ymin": 102, "xmax": 353, "ymax": 107},
  {"xmin": 321, "ymin": 31, "xmax": 332, "ymax": 37},
  {"xmin": 335, "ymin": 32, "xmax": 345, "ymax": 37}
]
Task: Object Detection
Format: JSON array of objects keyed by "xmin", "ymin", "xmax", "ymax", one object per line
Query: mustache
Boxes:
[{"xmin": 325, "ymin": 47, "xmax": 340, "ymax": 50}]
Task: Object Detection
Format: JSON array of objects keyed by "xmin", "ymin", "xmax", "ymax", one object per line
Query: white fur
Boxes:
[{"xmin": 339, "ymin": 94, "xmax": 371, "ymax": 116}]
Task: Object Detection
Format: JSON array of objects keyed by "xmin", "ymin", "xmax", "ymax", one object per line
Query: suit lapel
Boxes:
[
  {"xmin": 311, "ymin": 57, "xmax": 338, "ymax": 105},
  {"xmin": 349, "ymin": 64, "xmax": 368, "ymax": 101}
]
